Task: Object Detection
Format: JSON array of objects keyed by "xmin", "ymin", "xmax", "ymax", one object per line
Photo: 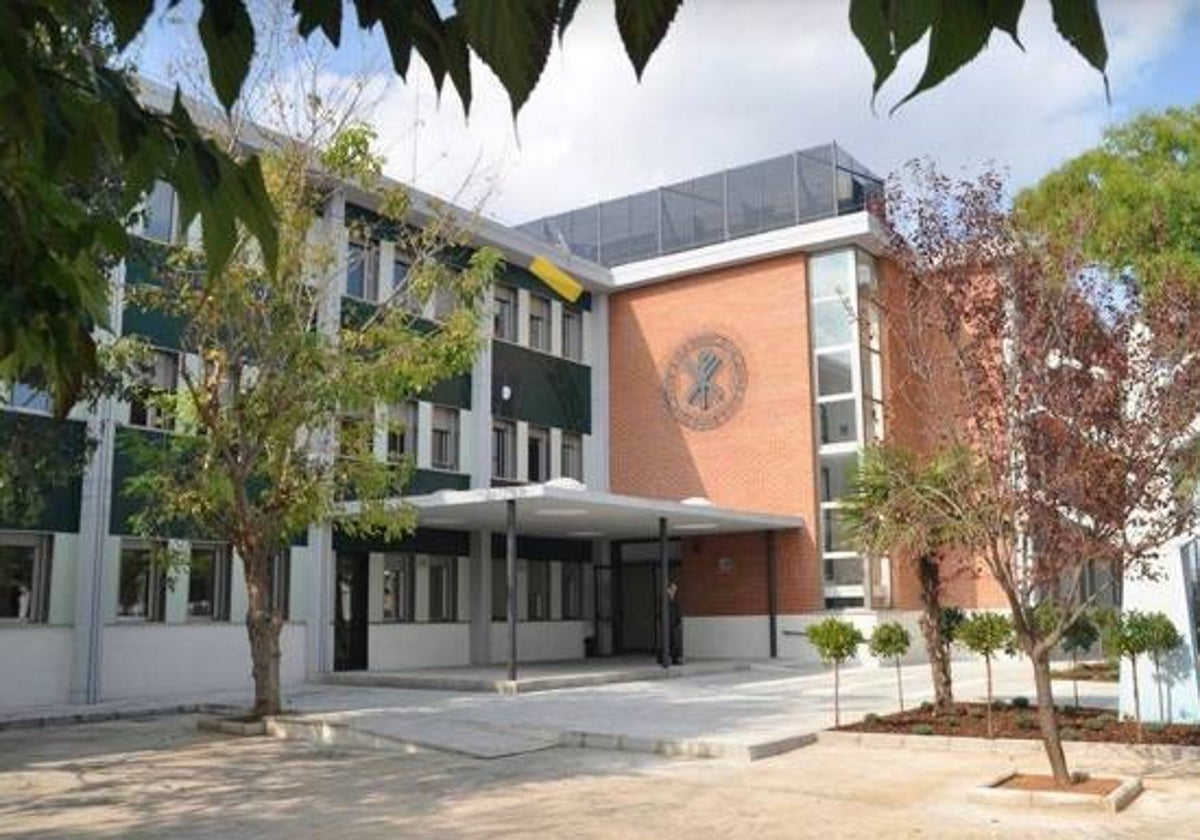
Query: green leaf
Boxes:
[
  {"xmin": 458, "ymin": 0, "xmax": 557, "ymax": 115},
  {"xmin": 103, "ymin": 0, "xmax": 155, "ymax": 50},
  {"xmin": 440, "ymin": 15, "xmax": 474, "ymax": 114},
  {"xmin": 614, "ymin": 0, "xmax": 681, "ymax": 79},
  {"xmin": 1050, "ymin": 0, "xmax": 1108, "ymax": 75},
  {"xmin": 848, "ymin": 0, "xmax": 896, "ymax": 99},
  {"xmin": 893, "ymin": 1, "xmax": 992, "ymax": 112},
  {"xmin": 294, "ymin": 0, "xmax": 343, "ymax": 45},
  {"xmin": 989, "ymin": 0, "xmax": 1025, "ymax": 47},
  {"xmin": 558, "ymin": 0, "xmax": 583, "ymax": 39},
  {"xmin": 199, "ymin": 0, "xmax": 256, "ymax": 111}
]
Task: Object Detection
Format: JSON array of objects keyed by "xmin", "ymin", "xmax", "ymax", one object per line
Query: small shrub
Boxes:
[
  {"xmin": 919, "ymin": 701, "xmax": 934, "ymax": 713},
  {"xmin": 1084, "ymin": 717, "xmax": 1106, "ymax": 732},
  {"xmin": 968, "ymin": 705, "xmax": 986, "ymax": 718},
  {"xmin": 1013, "ymin": 712, "xmax": 1036, "ymax": 730},
  {"xmin": 1060, "ymin": 727, "xmax": 1081, "ymax": 741},
  {"xmin": 1095, "ymin": 713, "xmax": 1118, "ymax": 726},
  {"xmin": 943, "ymin": 717, "xmax": 960, "ymax": 728},
  {"xmin": 863, "ymin": 713, "xmax": 881, "ymax": 725},
  {"xmin": 1010, "ymin": 696, "xmax": 1030, "ymax": 710},
  {"xmin": 910, "ymin": 724, "xmax": 935, "ymax": 736},
  {"xmin": 1146, "ymin": 722, "xmax": 1167, "ymax": 735}
]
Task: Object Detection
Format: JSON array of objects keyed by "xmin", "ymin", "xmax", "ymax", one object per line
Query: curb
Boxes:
[
  {"xmin": 968, "ymin": 770, "xmax": 1144, "ymax": 813},
  {"xmin": 817, "ymin": 729, "xmax": 1200, "ymax": 762},
  {"xmin": 0, "ymin": 702, "xmax": 241, "ymax": 733},
  {"xmin": 559, "ymin": 730, "xmax": 817, "ymax": 762}
]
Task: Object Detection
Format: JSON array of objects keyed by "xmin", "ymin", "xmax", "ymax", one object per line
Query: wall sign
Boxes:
[{"xmin": 664, "ymin": 333, "xmax": 748, "ymax": 430}]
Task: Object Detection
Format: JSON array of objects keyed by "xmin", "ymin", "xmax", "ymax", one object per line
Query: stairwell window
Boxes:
[
  {"xmin": 346, "ymin": 238, "xmax": 380, "ymax": 302},
  {"xmin": 529, "ymin": 294, "xmax": 551, "ymax": 351},
  {"xmin": 527, "ymin": 425, "xmax": 550, "ymax": 482},
  {"xmin": 492, "ymin": 419, "xmax": 516, "ymax": 480},
  {"xmin": 128, "ymin": 349, "xmax": 179, "ymax": 431},
  {"xmin": 562, "ymin": 308, "xmax": 584, "ymax": 361},
  {"xmin": 560, "ymin": 432, "xmax": 583, "ymax": 482},
  {"xmin": 493, "ymin": 285, "xmax": 518, "ymax": 341},
  {"xmin": 431, "ymin": 406, "xmax": 459, "ymax": 471}
]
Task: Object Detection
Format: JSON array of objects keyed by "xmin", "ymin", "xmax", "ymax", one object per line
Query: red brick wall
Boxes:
[{"xmin": 609, "ymin": 253, "xmax": 824, "ymax": 614}]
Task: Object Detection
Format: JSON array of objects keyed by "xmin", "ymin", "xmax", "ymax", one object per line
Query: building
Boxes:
[{"xmin": 2, "ymin": 137, "xmax": 1019, "ymax": 710}]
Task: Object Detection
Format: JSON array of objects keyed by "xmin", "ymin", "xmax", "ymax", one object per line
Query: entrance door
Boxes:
[
  {"xmin": 620, "ymin": 564, "xmax": 658, "ymax": 652},
  {"xmin": 334, "ymin": 552, "xmax": 369, "ymax": 671}
]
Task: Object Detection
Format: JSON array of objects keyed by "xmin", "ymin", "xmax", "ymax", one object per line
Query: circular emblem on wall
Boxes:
[{"xmin": 664, "ymin": 333, "xmax": 748, "ymax": 430}]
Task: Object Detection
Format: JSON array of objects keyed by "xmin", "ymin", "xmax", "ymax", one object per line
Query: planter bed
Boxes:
[{"xmin": 838, "ymin": 702, "xmax": 1200, "ymax": 747}]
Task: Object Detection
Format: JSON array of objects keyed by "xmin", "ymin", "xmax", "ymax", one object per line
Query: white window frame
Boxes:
[
  {"xmin": 0, "ymin": 533, "xmax": 52, "ymax": 623},
  {"xmin": 430, "ymin": 406, "xmax": 460, "ymax": 472}
]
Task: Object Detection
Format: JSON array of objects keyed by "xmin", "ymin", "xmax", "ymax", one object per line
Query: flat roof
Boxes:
[{"xmin": 399, "ymin": 480, "xmax": 805, "ymax": 540}]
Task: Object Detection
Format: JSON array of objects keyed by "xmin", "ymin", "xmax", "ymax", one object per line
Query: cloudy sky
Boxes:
[{"xmin": 140, "ymin": 1, "xmax": 1200, "ymax": 226}]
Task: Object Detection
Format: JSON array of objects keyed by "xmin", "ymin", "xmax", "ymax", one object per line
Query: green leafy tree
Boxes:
[
  {"xmin": 120, "ymin": 96, "xmax": 496, "ymax": 716},
  {"xmin": 806, "ymin": 617, "xmax": 865, "ymax": 727},
  {"xmin": 841, "ymin": 443, "xmax": 991, "ymax": 714},
  {"xmin": 869, "ymin": 621, "xmax": 911, "ymax": 711},
  {"xmin": 1143, "ymin": 612, "xmax": 1184, "ymax": 724},
  {"xmin": 1104, "ymin": 610, "xmax": 1159, "ymax": 741},
  {"xmin": 1059, "ymin": 608, "xmax": 1099, "ymax": 709},
  {"xmin": 955, "ymin": 612, "xmax": 1014, "ymax": 738}
]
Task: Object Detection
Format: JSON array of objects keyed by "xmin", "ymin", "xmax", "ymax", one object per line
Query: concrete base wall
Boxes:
[
  {"xmin": 683, "ymin": 616, "xmax": 771, "ymax": 660},
  {"xmin": 100, "ymin": 623, "xmax": 307, "ymax": 701},
  {"xmin": 0, "ymin": 627, "xmax": 74, "ymax": 708},
  {"xmin": 488, "ymin": 621, "xmax": 588, "ymax": 663},
  {"xmin": 369, "ymin": 623, "xmax": 471, "ymax": 670}
]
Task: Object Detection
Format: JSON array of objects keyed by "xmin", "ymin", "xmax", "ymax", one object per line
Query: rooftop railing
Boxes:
[{"xmin": 518, "ymin": 143, "xmax": 882, "ymax": 268}]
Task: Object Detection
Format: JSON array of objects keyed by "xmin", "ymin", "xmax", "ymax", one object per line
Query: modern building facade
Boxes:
[{"xmin": 0, "ymin": 139, "xmax": 1051, "ymax": 710}]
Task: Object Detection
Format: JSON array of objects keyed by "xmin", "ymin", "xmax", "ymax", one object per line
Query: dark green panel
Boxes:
[
  {"xmin": 0, "ymin": 412, "xmax": 85, "ymax": 533},
  {"xmin": 490, "ymin": 533, "xmax": 591, "ymax": 564},
  {"xmin": 124, "ymin": 237, "xmax": 170, "ymax": 286},
  {"xmin": 122, "ymin": 302, "xmax": 186, "ymax": 351},
  {"xmin": 492, "ymin": 341, "xmax": 591, "ymax": 434},
  {"xmin": 109, "ymin": 426, "xmax": 209, "ymax": 539},
  {"xmin": 333, "ymin": 526, "xmax": 469, "ymax": 556},
  {"xmin": 404, "ymin": 470, "xmax": 470, "ymax": 495}
]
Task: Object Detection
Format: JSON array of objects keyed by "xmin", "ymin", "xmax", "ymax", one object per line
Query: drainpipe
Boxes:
[{"xmin": 506, "ymin": 499, "xmax": 518, "ymax": 682}]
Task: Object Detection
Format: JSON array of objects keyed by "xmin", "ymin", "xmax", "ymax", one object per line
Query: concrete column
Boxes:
[
  {"xmin": 468, "ymin": 325, "xmax": 493, "ymax": 489},
  {"xmin": 515, "ymin": 421, "xmax": 529, "ymax": 482},
  {"xmin": 415, "ymin": 402, "xmax": 434, "ymax": 470},
  {"xmin": 307, "ymin": 523, "xmax": 335, "ymax": 678},
  {"xmin": 586, "ymin": 295, "xmax": 609, "ymax": 491},
  {"xmin": 550, "ymin": 300, "xmax": 564, "ymax": 357},
  {"xmin": 516, "ymin": 288, "xmax": 530, "ymax": 346},
  {"xmin": 468, "ymin": 530, "xmax": 492, "ymax": 665},
  {"xmin": 505, "ymin": 500, "xmax": 518, "ymax": 681}
]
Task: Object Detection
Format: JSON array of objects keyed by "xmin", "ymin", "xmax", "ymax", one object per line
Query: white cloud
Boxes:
[{"xmin": 299, "ymin": 1, "xmax": 1198, "ymax": 224}]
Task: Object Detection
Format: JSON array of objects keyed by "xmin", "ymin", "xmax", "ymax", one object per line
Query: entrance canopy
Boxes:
[{"xmin": 403, "ymin": 479, "xmax": 805, "ymax": 540}]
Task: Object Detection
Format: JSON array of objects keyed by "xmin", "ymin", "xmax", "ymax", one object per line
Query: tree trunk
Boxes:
[
  {"xmin": 1031, "ymin": 648, "xmax": 1071, "ymax": 786},
  {"xmin": 1071, "ymin": 651, "xmax": 1079, "ymax": 708},
  {"xmin": 1152, "ymin": 653, "xmax": 1165, "ymax": 724},
  {"xmin": 895, "ymin": 656, "xmax": 904, "ymax": 711},
  {"xmin": 1130, "ymin": 655, "xmax": 1143, "ymax": 742},
  {"xmin": 984, "ymin": 654, "xmax": 994, "ymax": 739},
  {"xmin": 244, "ymin": 552, "xmax": 283, "ymax": 719},
  {"xmin": 915, "ymin": 555, "xmax": 953, "ymax": 713},
  {"xmin": 833, "ymin": 661, "xmax": 841, "ymax": 727}
]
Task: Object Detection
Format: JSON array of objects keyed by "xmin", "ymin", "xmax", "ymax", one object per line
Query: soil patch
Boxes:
[
  {"xmin": 841, "ymin": 702, "xmax": 1200, "ymax": 746},
  {"xmin": 998, "ymin": 773, "xmax": 1120, "ymax": 795}
]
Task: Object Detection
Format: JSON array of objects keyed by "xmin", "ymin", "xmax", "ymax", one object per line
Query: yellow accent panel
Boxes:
[{"xmin": 529, "ymin": 256, "xmax": 584, "ymax": 303}]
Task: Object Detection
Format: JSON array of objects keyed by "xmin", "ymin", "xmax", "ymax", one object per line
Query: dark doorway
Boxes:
[
  {"xmin": 334, "ymin": 552, "xmax": 369, "ymax": 671},
  {"xmin": 612, "ymin": 540, "xmax": 681, "ymax": 655}
]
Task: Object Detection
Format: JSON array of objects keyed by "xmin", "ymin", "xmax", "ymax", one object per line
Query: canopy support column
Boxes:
[
  {"xmin": 506, "ymin": 499, "xmax": 518, "ymax": 682},
  {"xmin": 659, "ymin": 516, "xmax": 669, "ymax": 670}
]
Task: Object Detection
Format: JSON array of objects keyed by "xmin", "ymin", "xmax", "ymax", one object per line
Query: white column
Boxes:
[
  {"xmin": 515, "ymin": 421, "xmax": 530, "ymax": 482},
  {"xmin": 415, "ymin": 402, "xmax": 434, "ymax": 469},
  {"xmin": 516, "ymin": 288, "xmax": 531, "ymax": 346},
  {"xmin": 549, "ymin": 427, "xmax": 563, "ymax": 479},
  {"xmin": 306, "ymin": 523, "xmax": 335, "ymax": 678},
  {"xmin": 550, "ymin": 300, "xmax": 564, "ymax": 356},
  {"xmin": 586, "ymin": 296, "xmax": 609, "ymax": 490}
]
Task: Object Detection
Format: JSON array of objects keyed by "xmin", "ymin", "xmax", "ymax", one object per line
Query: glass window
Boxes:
[
  {"xmin": 392, "ymin": 257, "xmax": 411, "ymax": 304},
  {"xmin": 142, "ymin": 180, "xmax": 177, "ymax": 243},
  {"xmin": 562, "ymin": 308, "xmax": 584, "ymax": 361},
  {"xmin": 188, "ymin": 544, "xmax": 231, "ymax": 620},
  {"xmin": 809, "ymin": 249, "xmax": 855, "ymax": 300},
  {"xmin": 491, "ymin": 557, "xmax": 508, "ymax": 621},
  {"xmin": 529, "ymin": 295, "xmax": 551, "ymax": 351},
  {"xmin": 268, "ymin": 549, "xmax": 291, "ymax": 620},
  {"xmin": 382, "ymin": 553, "xmax": 414, "ymax": 622},
  {"xmin": 492, "ymin": 419, "xmax": 516, "ymax": 480},
  {"xmin": 822, "ymin": 508, "xmax": 852, "ymax": 553},
  {"xmin": 8, "ymin": 381, "xmax": 52, "ymax": 413},
  {"xmin": 813, "ymin": 299, "xmax": 854, "ymax": 348},
  {"xmin": 817, "ymin": 350, "xmax": 854, "ymax": 397},
  {"xmin": 117, "ymin": 541, "xmax": 165, "ymax": 621},
  {"xmin": 431, "ymin": 406, "xmax": 459, "ymax": 471},
  {"xmin": 387, "ymin": 402, "xmax": 418, "ymax": 462},
  {"xmin": 819, "ymin": 398, "xmax": 858, "ymax": 445},
  {"xmin": 561, "ymin": 562, "xmax": 585, "ymax": 620},
  {"xmin": 797, "ymin": 148, "xmax": 837, "ymax": 223},
  {"xmin": 527, "ymin": 425, "xmax": 550, "ymax": 483},
  {"xmin": 527, "ymin": 560, "xmax": 552, "ymax": 621},
  {"xmin": 820, "ymin": 452, "xmax": 859, "ymax": 503},
  {"xmin": 129, "ymin": 349, "xmax": 179, "ymax": 430},
  {"xmin": 432, "ymin": 285, "xmax": 455, "ymax": 321},
  {"xmin": 427, "ymin": 556, "xmax": 457, "ymax": 621},
  {"xmin": 0, "ymin": 535, "xmax": 50, "ymax": 622},
  {"xmin": 346, "ymin": 239, "xmax": 380, "ymax": 301},
  {"xmin": 824, "ymin": 555, "xmax": 864, "ymax": 586},
  {"xmin": 493, "ymin": 285, "xmax": 518, "ymax": 341},
  {"xmin": 560, "ymin": 432, "xmax": 583, "ymax": 481}
]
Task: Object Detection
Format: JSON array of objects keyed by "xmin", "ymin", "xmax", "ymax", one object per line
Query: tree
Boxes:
[
  {"xmin": 806, "ymin": 617, "xmax": 865, "ymax": 727},
  {"xmin": 118, "ymin": 58, "xmax": 496, "ymax": 715},
  {"xmin": 1057, "ymin": 608, "xmax": 1100, "ymax": 709},
  {"xmin": 1143, "ymin": 611, "xmax": 1185, "ymax": 724},
  {"xmin": 842, "ymin": 443, "xmax": 990, "ymax": 714},
  {"xmin": 955, "ymin": 612, "xmax": 1014, "ymax": 738},
  {"xmin": 869, "ymin": 621, "xmax": 911, "ymax": 712},
  {"xmin": 879, "ymin": 160, "xmax": 1200, "ymax": 784},
  {"xmin": 1104, "ymin": 610, "xmax": 1155, "ymax": 741}
]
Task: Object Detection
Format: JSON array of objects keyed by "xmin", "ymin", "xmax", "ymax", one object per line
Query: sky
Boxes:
[{"xmin": 136, "ymin": 1, "xmax": 1200, "ymax": 227}]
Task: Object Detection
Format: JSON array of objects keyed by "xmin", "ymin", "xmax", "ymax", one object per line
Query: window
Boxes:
[
  {"xmin": 431, "ymin": 406, "xmax": 459, "ymax": 471},
  {"xmin": 813, "ymin": 299, "xmax": 854, "ymax": 347},
  {"xmin": 491, "ymin": 557, "xmax": 508, "ymax": 621},
  {"xmin": 117, "ymin": 541, "xmax": 166, "ymax": 621},
  {"xmin": 561, "ymin": 562, "xmax": 585, "ymax": 620},
  {"xmin": 142, "ymin": 180, "xmax": 178, "ymax": 243},
  {"xmin": 527, "ymin": 560, "xmax": 552, "ymax": 620},
  {"xmin": 338, "ymin": 411, "xmax": 373, "ymax": 461},
  {"xmin": 129, "ymin": 349, "xmax": 179, "ymax": 430},
  {"xmin": 432, "ymin": 285, "xmax": 456, "ymax": 321},
  {"xmin": 427, "ymin": 556, "xmax": 457, "ymax": 621},
  {"xmin": 822, "ymin": 508, "xmax": 851, "ymax": 553},
  {"xmin": 817, "ymin": 351, "xmax": 854, "ymax": 397},
  {"xmin": 560, "ymin": 432, "xmax": 584, "ymax": 481},
  {"xmin": 382, "ymin": 553, "xmax": 415, "ymax": 622},
  {"xmin": 529, "ymin": 294, "xmax": 551, "ymax": 351},
  {"xmin": 392, "ymin": 257, "xmax": 411, "ymax": 306},
  {"xmin": 527, "ymin": 425, "xmax": 550, "ymax": 483},
  {"xmin": 0, "ymin": 534, "xmax": 51, "ymax": 622},
  {"xmin": 188, "ymin": 543, "xmax": 232, "ymax": 620},
  {"xmin": 493, "ymin": 285, "xmax": 517, "ymax": 341},
  {"xmin": 562, "ymin": 308, "xmax": 584, "ymax": 361},
  {"xmin": 492, "ymin": 419, "xmax": 516, "ymax": 480},
  {"xmin": 346, "ymin": 238, "xmax": 380, "ymax": 301},
  {"xmin": 818, "ymin": 399, "xmax": 857, "ymax": 445},
  {"xmin": 7, "ymin": 381, "xmax": 52, "ymax": 413},
  {"xmin": 268, "ymin": 549, "xmax": 291, "ymax": 620},
  {"xmin": 387, "ymin": 402, "xmax": 418, "ymax": 462},
  {"xmin": 819, "ymin": 452, "xmax": 858, "ymax": 502}
]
